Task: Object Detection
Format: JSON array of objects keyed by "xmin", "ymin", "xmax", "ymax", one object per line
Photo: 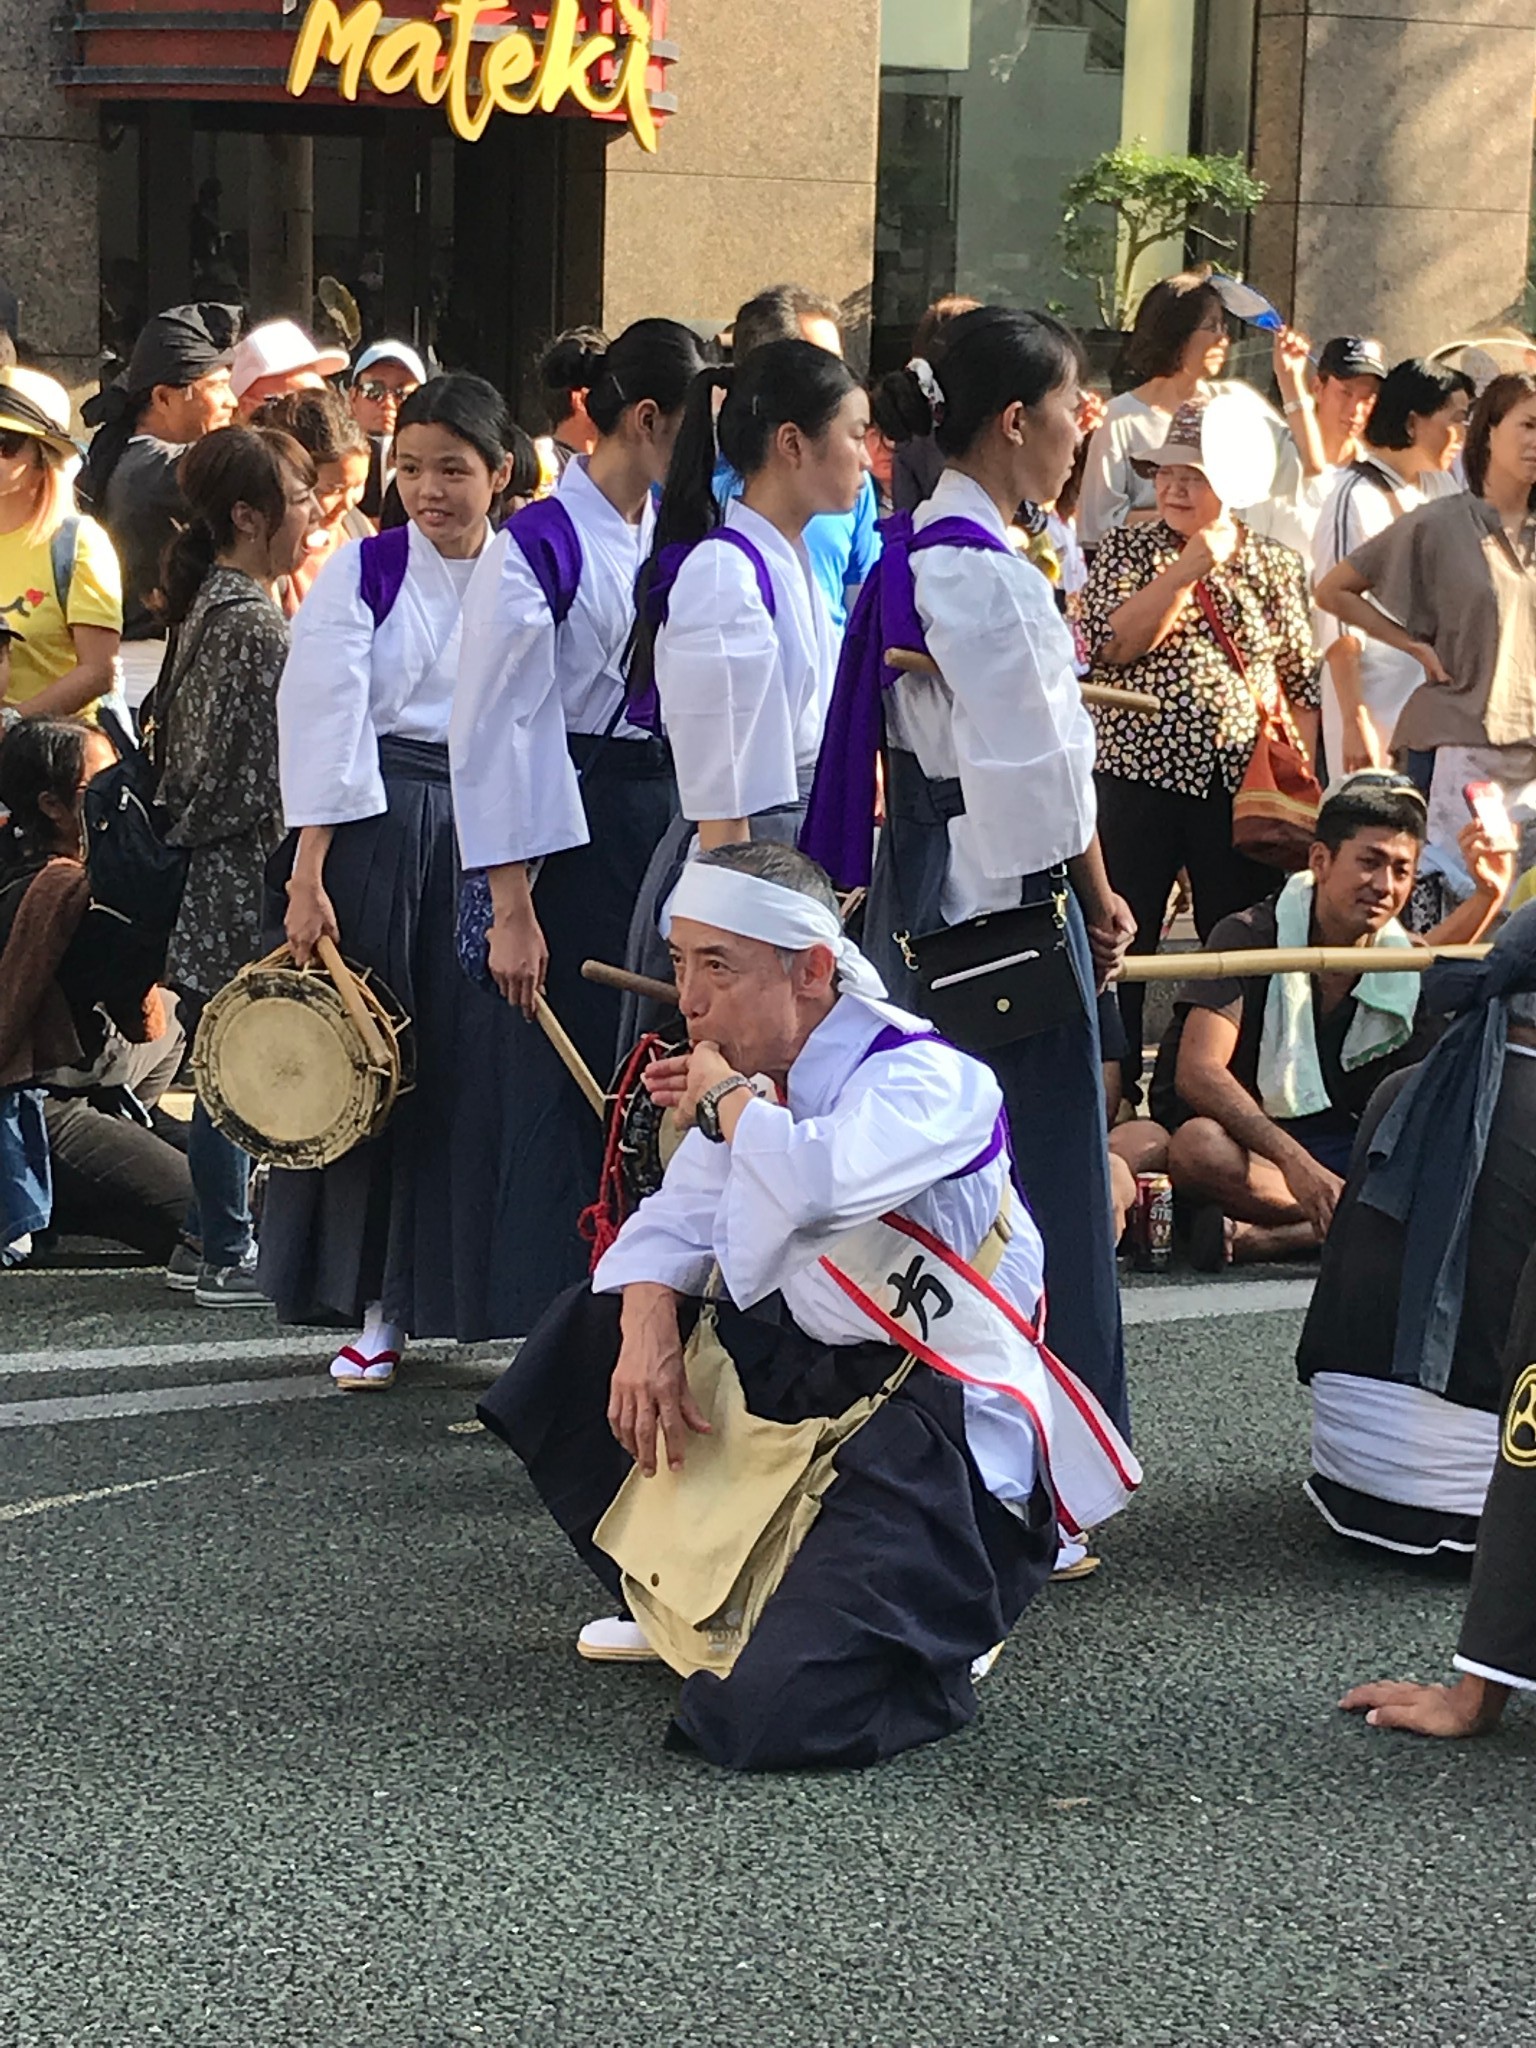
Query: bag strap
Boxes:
[
  {"xmin": 1195, "ymin": 578, "xmax": 1310, "ymax": 760},
  {"xmin": 50, "ymin": 515, "xmax": 81, "ymax": 615},
  {"xmin": 142, "ymin": 593, "xmax": 263, "ymax": 769}
]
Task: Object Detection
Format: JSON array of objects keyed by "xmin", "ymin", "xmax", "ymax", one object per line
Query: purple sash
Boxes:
[{"xmin": 799, "ymin": 511, "xmax": 1012, "ymax": 889}]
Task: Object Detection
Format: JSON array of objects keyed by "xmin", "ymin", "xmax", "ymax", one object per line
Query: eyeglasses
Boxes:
[
  {"xmin": 354, "ymin": 378, "xmax": 417, "ymax": 406},
  {"xmin": 0, "ymin": 429, "xmax": 31, "ymax": 459}
]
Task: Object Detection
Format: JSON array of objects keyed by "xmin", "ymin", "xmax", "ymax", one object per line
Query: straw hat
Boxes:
[{"xmin": 0, "ymin": 367, "xmax": 80, "ymax": 463}]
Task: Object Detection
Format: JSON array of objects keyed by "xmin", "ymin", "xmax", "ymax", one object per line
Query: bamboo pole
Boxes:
[
  {"xmin": 1119, "ymin": 944, "xmax": 1490, "ymax": 983},
  {"xmin": 883, "ymin": 646, "xmax": 1161, "ymax": 717},
  {"xmin": 585, "ymin": 946, "xmax": 1492, "ymax": 1005}
]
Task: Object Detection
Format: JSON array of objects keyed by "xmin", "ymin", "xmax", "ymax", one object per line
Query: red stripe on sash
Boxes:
[
  {"xmin": 816, "ymin": 1256, "xmax": 1081, "ymax": 1537},
  {"xmin": 870, "ymin": 1210, "xmax": 1140, "ymax": 1496}
]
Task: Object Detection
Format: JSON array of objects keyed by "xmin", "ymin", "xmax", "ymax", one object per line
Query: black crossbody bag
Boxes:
[{"xmin": 900, "ymin": 868, "xmax": 1082, "ymax": 1053}]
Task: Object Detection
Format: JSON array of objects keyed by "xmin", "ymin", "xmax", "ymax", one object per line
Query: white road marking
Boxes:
[
  {"xmin": 1, "ymin": 1334, "xmax": 493, "ymax": 1378},
  {"xmin": 0, "ymin": 1377, "xmax": 339, "ymax": 1429},
  {"xmin": 1121, "ymin": 1279, "xmax": 1314, "ymax": 1324},
  {"xmin": 0, "ymin": 1467, "xmax": 213, "ymax": 1521}
]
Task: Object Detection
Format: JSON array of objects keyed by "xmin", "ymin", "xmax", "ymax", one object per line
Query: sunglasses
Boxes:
[
  {"xmin": 354, "ymin": 378, "xmax": 418, "ymax": 406},
  {"xmin": 0, "ymin": 429, "xmax": 32, "ymax": 459}
]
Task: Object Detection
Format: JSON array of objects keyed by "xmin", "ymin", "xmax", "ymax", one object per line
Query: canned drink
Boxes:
[{"xmin": 1132, "ymin": 1172, "xmax": 1174, "ymax": 1272}]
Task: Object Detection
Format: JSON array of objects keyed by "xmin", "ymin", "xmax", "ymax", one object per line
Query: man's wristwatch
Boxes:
[{"xmin": 695, "ymin": 1072, "xmax": 753, "ymax": 1143}]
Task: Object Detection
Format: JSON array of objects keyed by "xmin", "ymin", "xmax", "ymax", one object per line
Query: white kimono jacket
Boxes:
[
  {"xmin": 594, "ymin": 990, "xmax": 1043, "ymax": 1507},
  {"xmin": 886, "ymin": 469, "xmax": 1098, "ymax": 925},
  {"xmin": 450, "ymin": 458, "xmax": 655, "ymax": 872},
  {"xmin": 277, "ymin": 517, "xmax": 480, "ymax": 830},
  {"xmin": 656, "ymin": 499, "xmax": 838, "ymax": 822}
]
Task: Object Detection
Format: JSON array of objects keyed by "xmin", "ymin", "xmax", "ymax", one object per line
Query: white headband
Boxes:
[{"xmin": 661, "ymin": 861, "xmax": 887, "ymax": 1002}]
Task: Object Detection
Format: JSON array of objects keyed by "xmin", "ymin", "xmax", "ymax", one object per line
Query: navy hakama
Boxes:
[
  {"xmin": 258, "ymin": 738, "xmax": 533, "ymax": 1340},
  {"xmin": 480, "ymin": 1284, "xmax": 1056, "ymax": 1771}
]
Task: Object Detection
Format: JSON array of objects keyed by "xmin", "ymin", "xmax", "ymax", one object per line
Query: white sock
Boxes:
[{"xmin": 359, "ymin": 1302, "xmax": 404, "ymax": 1356}]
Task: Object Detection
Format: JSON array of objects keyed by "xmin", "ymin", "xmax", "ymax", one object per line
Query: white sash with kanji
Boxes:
[{"xmin": 819, "ymin": 1211, "xmax": 1141, "ymax": 1536}]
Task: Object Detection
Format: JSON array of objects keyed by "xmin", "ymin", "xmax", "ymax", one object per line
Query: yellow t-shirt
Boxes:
[{"xmin": 0, "ymin": 513, "xmax": 123, "ymax": 707}]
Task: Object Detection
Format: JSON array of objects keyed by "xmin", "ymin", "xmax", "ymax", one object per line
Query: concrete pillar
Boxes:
[
  {"xmin": 247, "ymin": 132, "xmax": 315, "ymax": 324},
  {"xmin": 1249, "ymin": 0, "xmax": 1536, "ymax": 357},
  {"xmin": 0, "ymin": 0, "xmax": 99, "ymax": 396},
  {"xmin": 599, "ymin": 0, "xmax": 881, "ymax": 359},
  {"xmin": 1119, "ymin": 0, "xmax": 1198, "ymax": 307}
]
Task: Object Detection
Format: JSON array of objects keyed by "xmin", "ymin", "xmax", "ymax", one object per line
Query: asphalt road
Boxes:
[{"xmin": 0, "ymin": 1265, "xmax": 1529, "ymax": 2048}]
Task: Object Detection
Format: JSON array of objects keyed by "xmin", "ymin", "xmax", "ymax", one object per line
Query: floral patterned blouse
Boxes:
[
  {"xmin": 157, "ymin": 567, "xmax": 290, "ymax": 999},
  {"xmin": 1080, "ymin": 521, "xmax": 1318, "ymax": 799}
]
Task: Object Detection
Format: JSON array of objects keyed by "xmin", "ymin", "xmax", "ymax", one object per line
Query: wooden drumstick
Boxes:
[
  {"xmin": 315, "ymin": 935, "xmax": 392, "ymax": 1067},
  {"xmin": 535, "ymin": 993, "xmax": 607, "ymax": 1120},
  {"xmin": 882, "ymin": 646, "xmax": 1162, "ymax": 716},
  {"xmin": 582, "ymin": 959, "xmax": 680, "ymax": 1005}
]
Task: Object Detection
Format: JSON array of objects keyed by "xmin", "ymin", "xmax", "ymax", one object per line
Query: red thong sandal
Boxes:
[{"xmin": 329, "ymin": 1343, "xmax": 400, "ymax": 1391}]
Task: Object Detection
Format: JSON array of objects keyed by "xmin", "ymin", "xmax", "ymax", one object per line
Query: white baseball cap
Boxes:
[
  {"xmin": 231, "ymin": 318, "xmax": 350, "ymax": 399},
  {"xmin": 352, "ymin": 340, "xmax": 427, "ymax": 385}
]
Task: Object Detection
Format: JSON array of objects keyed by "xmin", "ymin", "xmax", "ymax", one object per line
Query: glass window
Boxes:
[{"xmin": 874, "ymin": 0, "xmax": 1251, "ymax": 369}]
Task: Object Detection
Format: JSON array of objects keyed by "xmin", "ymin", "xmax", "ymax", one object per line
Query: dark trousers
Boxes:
[
  {"xmin": 1096, "ymin": 771, "xmax": 1277, "ymax": 1096},
  {"xmin": 1458, "ymin": 1247, "xmax": 1536, "ymax": 1686},
  {"xmin": 43, "ymin": 1098, "xmax": 191, "ymax": 1260}
]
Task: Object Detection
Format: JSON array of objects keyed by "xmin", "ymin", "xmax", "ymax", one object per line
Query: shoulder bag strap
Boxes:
[
  {"xmin": 145, "ymin": 593, "xmax": 267, "ymax": 769},
  {"xmin": 1193, "ymin": 578, "xmax": 1305, "ymax": 751}
]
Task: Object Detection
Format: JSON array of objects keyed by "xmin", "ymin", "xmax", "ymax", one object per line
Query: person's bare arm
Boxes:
[
  {"xmin": 1314, "ymin": 560, "xmax": 1449, "ymax": 682},
  {"xmin": 607, "ymin": 1280, "xmax": 711, "ymax": 1476},
  {"xmin": 14, "ymin": 625, "xmax": 120, "ymax": 719},
  {"xmin": 1421, "ymin": 823, "xmax": 1515, "ymax": 947},
  {"xmin": 1340, "ymin": 1673, "xmax": 1510, "ymax": 1737},
  {"xmin": 696, "ymin": 817, "xmax": 751, "ymax": 851},
  {"xmin": 485, "ymin": 859, "xmax": 547, "ymax": 1020},
  {"xmin": 1274, "ymin": 329, "xmax": 1326, "ymax": 478},
  {"xmin": 1176, "ymin": 1004, "xmax": 1343, "ymax": 1234},
  {"xmin": 1322, "ymin": 636, "xmax": 1381, "ymax": 773},
  {"xmin": 1067, "ymin": 836, "xmax": 1136, "ymax": 991},
  {"xmin": 284, "ymin": 824, "xmax": 340, "ymax": 965}
]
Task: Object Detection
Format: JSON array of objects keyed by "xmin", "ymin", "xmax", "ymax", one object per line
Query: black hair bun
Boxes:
[{"xmin": 871, "ymin": 366, "xmax": 933, "ymax": 445}]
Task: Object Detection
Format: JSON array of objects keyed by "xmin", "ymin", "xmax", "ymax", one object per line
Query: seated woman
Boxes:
[
  {"xmin": 0, "ymin": 716, "xmax": 190, "ymax": 1265},
  {"xmin": 1298, "ymin": 905, "xmax": 1536, "ymax": 1559}
]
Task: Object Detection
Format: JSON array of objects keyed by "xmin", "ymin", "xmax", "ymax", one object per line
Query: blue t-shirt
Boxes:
[{"xmin": 712, "ymin": 458, "xmax": 881, "ymax": 634}]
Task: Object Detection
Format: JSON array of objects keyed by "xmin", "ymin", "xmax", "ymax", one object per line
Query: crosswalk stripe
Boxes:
[
  {"xmin": 0, "ymin": 1377, "xmax": 340, "ymax": 1428},
  {"xmin": 0, "ymin": 1335, "xmax": 500, "ymax": 1378}
]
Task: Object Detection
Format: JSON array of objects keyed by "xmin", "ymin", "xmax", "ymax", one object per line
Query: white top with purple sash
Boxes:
[
  {"xmin": 594, "ymin": 989, "xmax": 1049, "ymax": 1507},
  {"xmin": 656, "ymin": 499, "xmax": 838, "ymax": 822},
  {"xmin": 888, "ymin": 470, "xmax": 1098, "ymax": 922},
  {"xmin": 278, "ymin": 516, "xmax": 479, "ymax": 829},
  {"xmin": 451, "ymin": 458, "xmax": 654, "ymax": 871}
]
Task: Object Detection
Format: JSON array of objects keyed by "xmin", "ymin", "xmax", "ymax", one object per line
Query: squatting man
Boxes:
[{"xmin": 480, "ymin": 842, "xmax": 1137, "ymax": 1772}]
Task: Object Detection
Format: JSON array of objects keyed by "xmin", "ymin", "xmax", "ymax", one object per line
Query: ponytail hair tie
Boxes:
[{"xmin": 907, "ymin": 356, "xmax": 945, "ymax": 424}]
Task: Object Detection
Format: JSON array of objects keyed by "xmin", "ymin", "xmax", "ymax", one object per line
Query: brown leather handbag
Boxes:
[{"xmin": 1195, "ymin": 580, "xmax": 1321, "ymax": 870}]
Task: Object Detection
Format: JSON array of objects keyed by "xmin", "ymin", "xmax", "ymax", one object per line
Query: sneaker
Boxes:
[
  {"xmin": 970, "ymin": 1642, "xmax": 1005, "ymax": 1684},
  {"xmin": 2, "ymin": 1233, "xmax": 32, "ymax": 1270},
  {"xmin": 577, "ymin": 1616, "xmax": 660, "ymax": 1663},
  {"xmin": 164, "ymin": 1242, "xmax": 200, "ymax": 1293},
  {"xmin": 193, "ymin": 1254, "xmax": 267, "ymax": 1309}
]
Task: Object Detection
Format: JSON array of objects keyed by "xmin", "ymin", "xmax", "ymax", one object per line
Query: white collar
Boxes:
[
  {"xmin": 785, "ymin": 992, "xmax": 938, "ymax": 1118},
  {"xmin": 918, "ymin": 467, "xmax": 1010, "ymax": 541},
  {"xmin": 559, "ymin": 453, "xmax": 648, "ymax": 538}
]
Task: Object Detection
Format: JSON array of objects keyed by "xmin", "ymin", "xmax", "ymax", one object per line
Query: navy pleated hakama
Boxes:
[
  {"xmin": 479, "ymin": 1284, "xmax": 1056, "ymax": 1771},
  {"xmin": 259, "ymin": 737, "xmax": 538, "ymax": 1340},
  {"xmin": 860, "ymin": 751, "xmax": 1128, "ymax": 1435}
]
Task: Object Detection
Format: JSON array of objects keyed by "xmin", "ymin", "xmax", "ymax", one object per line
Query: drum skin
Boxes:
[{"xmin": 192, "ymin": 954, "xmax": 413, "ymax": 1169}]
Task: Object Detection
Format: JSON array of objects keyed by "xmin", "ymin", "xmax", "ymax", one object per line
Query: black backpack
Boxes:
[{"xmin": 80, "ymin": 701, "xmax": 190, "ymax": 992}]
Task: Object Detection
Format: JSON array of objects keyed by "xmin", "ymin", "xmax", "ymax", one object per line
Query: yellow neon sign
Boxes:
[{"xmin": 286, "ymin": 0, "xmax": 658, "ymax": 150}]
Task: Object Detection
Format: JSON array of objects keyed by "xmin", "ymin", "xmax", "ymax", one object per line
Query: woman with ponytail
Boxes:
[
  {"xmin": 152, "ymin": 423, "xmax": 320, "ymax": 1304},
  {"xmin": 262, "ymin": 373, "xmax": 532, "ymax": 1383},
  {"xmin": 536, "ymin": 326, "xmax": 610, "ymax": 482},
  {"xmin": 449, "ymin": 319, "xmax": 706, "ymax": 1323},
  {"xmin": 621, "ymin": 338, "xmax": 870, "ymax": 1001},
  {"xmin": 802, "ymin": 305, "xmax": 1134, "ymax": 1437}
]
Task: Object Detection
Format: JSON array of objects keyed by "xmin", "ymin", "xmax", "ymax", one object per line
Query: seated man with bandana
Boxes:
[
  {"xmin": 1153, "ymin": 774, "xmax": 1510, "ymax": 1267},
  {"xmin": 479, "ymin": 842, "xmax": 1138, "ymax": 1773}
]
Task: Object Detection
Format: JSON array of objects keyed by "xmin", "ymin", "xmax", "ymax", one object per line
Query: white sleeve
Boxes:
[
  {"xmin": 1075, "ymin": 417, "xmax": 1132, "ymax": 547},
  {"xmin": 716, "ymin": 1040, "xmax": 1002, "ymax": 1308},
  {"xmin": 450, "ymin": 532, "xmax": 587, "ymax": 869},
  {"xmin": 592, "ymin": 1130, "xmax": 729, "ymax": 1298},
  {"xmin": 656, "ymin": 545, "xmax": 798, "ymax": 820},
  {"xmin": 917, "ymin": 546, "xmax": 1098, "ymax": 877},
  {"xmin": 277, "ymin": 544, "xmax": 385, "ymax": 827}
]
